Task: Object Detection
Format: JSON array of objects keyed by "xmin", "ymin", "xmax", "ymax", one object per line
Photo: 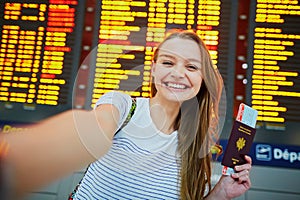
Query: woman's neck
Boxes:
[{"xmin": 149, "ymin": 96, "xmax": 180, "ymax": 135}]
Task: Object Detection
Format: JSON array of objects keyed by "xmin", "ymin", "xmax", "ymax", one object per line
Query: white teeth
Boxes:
[{"xmin": 166, "ymin": 82, "xmax": 186, "ymax": 89}]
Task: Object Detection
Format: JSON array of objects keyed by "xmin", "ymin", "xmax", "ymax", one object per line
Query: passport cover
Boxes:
[{"xmin": 221, "ymin": 120, "xmax": 256, "ymax": 168}]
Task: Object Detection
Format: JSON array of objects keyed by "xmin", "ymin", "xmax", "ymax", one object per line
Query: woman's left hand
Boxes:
[{"xmin": 206, "ymin": 155, "xmax": 252, "ymax": 200}]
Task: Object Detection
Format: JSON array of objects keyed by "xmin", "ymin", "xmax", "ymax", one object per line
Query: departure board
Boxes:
[
  {"xmin": 0, "ymin": 0, "xmax": 85, "ymax": 122},
  {"xmin": 248, "ymin": 0, "xmax": 300, "ymax": 127},
  {"xmin": 90, "ymin": 0, "xmax": 233, "ymax": 107}
]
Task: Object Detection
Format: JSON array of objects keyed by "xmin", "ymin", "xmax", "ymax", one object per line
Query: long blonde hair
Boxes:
[{"xmin": 151, "ymin": 31, "xmax": 223, "ymax": 199}]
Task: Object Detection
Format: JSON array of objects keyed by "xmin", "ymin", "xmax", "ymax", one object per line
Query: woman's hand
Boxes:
[{"xmin": 206, "ymin": 155, "xmax": 252, "ymax": 200}]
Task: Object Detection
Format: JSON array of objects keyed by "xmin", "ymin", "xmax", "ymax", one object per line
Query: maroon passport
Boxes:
[{"xmin": 221, "ymin": 120, "xmax": 256, "ymax": 168}]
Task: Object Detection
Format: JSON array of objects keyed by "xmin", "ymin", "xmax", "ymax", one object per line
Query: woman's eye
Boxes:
[
  {"xmin": 187, "ymin": 65, "xmax": 198, "ymax": 71},
  {"xmin": 162, "ymin": 61, "xmax": 173, "ymax": 66}
]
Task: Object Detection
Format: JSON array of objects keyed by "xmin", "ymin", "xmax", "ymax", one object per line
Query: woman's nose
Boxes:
[{"xmin": 171, "ymin": 64, "xmax": 185, "ymax": 78}]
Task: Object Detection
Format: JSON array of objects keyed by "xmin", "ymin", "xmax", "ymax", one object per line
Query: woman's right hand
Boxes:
[{"xmin": 205, "ymin": 155, "xmax": 252, "ymax": 200}]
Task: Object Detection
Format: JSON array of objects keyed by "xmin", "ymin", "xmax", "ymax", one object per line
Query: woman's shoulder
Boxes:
[
  {"xmin": 101, "ymin": 91, "xmax": 131, "ymax": 100},
  {"xmin": 94, "ymin": 91, "xmax": 132, "ymax": 108}
]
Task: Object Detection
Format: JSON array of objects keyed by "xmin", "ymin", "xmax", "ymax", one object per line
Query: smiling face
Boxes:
[{"xmin": 151, "ymin": 38, "xmax": 203, "ymax": 103}]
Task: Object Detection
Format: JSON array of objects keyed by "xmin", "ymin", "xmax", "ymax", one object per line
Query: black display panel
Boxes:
[
  {"xmin": 247, "ymin": 0, "xmax": 300, "ymax": 145},
  {"xmin": 0, "ymin": 0, "xmax": 85, "ymax": 122},
  {"xmin": 87, "ymin": 0, "xmax": 235, "ymax": 112}
]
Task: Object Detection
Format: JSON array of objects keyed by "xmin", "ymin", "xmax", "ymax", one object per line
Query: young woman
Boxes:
[{"xmin": 1, "ymin": 31, "xmax": 251, "ymax": 199}]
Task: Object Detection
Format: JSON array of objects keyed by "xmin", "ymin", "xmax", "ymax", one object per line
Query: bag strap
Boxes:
[
  {"xmin": 115, "ymin": 98, "xmax": 136, "ymax": 135},
  {"xmin": 68, "ymin": 98, "xmax": 137, "ymax": 199}
]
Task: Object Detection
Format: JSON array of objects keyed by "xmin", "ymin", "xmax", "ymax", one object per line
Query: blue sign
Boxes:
[
  {"xmin": 255, "ymin": 144, "xmax": 272, "ymax": 161},
  {"xmin": 217, "ymin": 139, "xmax": 300, "ymax": 169}
]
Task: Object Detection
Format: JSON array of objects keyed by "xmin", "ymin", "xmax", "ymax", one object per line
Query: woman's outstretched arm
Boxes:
[{"xmin": 1, "ymin": 104, "xmax": 119, "ymax": 198}]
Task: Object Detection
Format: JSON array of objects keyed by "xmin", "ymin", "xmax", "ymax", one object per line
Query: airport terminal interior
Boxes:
[{"xmin": 0, "ymin": 0, "xmax": 300, "ymax": 199}]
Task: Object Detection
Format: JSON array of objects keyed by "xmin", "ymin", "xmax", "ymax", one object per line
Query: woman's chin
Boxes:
[{"xmin": 161, "ymin": 92, "xmax": 195, "ymax": 103}]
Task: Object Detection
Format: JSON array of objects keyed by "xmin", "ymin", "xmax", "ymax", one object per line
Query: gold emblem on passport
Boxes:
[{"xmin": 236, "ymin": 137, "xmax": 246, "ymax": 151}]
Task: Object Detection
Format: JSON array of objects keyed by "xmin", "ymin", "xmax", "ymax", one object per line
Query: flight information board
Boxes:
[
  {"xmin": 248, "ymin": 1, "xmax": 300, "ymax": 125},
  {"xmin": 0, "ymin": 0, "xmax": 85, "ymax": 122},
  {"xmin": 247, "ymin": 0, "xmax": 300, "ymax": 145},
  {"xmin": 89, "ymin": 0, "xmax": 234, "ymax": 107}
]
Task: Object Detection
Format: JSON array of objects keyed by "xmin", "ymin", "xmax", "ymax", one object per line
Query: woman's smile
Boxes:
[{"xmin": 163, "ymin": 81, "xmax": 190, "ymax": 90}]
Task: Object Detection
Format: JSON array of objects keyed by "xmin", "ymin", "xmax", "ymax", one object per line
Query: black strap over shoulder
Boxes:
[{"xmin": 115, "ymin": 98, "xmax": 136, "ymax": 134}]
